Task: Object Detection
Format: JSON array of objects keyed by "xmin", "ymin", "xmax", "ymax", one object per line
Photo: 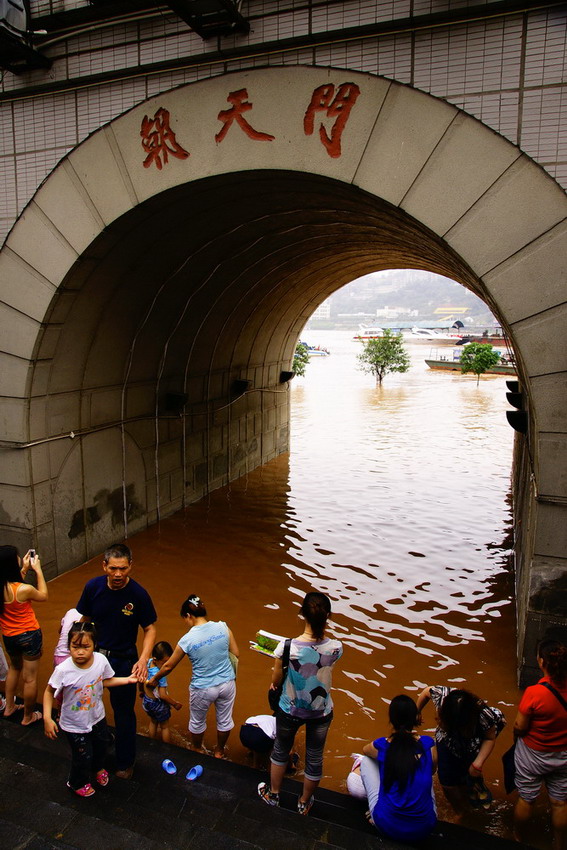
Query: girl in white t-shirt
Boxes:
[{"xmin": 43, "ymin": 622, "xmax": 137, "ymax": 797}]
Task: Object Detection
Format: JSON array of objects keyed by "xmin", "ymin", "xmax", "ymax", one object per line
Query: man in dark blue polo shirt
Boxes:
[{"xmin": 76, "ymin": 542, "xmax": 157, "ymax": 779}]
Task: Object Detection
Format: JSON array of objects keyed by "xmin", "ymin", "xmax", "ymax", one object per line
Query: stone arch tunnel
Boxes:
[{"xmin": 0, "ymin": 67, "xmax": 565, "ymax": 683}]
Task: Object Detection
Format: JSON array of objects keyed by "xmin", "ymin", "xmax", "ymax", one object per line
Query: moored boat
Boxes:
[
  {"xmin": 455, "ymin": 327, "xmax": 508, "ymax": 346},
  {"xmin": 352, "ymin": 324, "xmax": 384, "ymax": 340},
  {"xmin": 408, "ymin": 326, "xmax": 464, "ymax": 342},
  {"xmin": 300, "ymin": 341, "xmax": 331, "ymax": 356},
  {"xmin": 425, "ymin": 348, "xmax": 516, "ymax": 376}
]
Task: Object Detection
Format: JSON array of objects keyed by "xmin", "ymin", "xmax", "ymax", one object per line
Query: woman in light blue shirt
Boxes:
[{"xmin": 147, "ymin": 594, "xmax": 239, "ymax": 758}]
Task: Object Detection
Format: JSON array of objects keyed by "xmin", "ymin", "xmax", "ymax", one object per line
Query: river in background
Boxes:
[{"xmin": 36, "ymin": 330, "xmax": 551, "ymax": 845}]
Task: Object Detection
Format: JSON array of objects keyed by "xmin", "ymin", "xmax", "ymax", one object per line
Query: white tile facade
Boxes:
[{"xmin": 1, "ymin": 2, "xmax": 565, "ymax": 243}]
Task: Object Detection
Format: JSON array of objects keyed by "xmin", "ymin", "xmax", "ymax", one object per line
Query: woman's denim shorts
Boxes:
[{"xmin": 3, "ymin": 628, "xmax": 43, "ymax": 660}]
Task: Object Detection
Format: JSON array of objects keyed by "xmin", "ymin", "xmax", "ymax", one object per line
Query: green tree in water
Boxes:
[
  {"xmin": 459, "ymin": 342, "xmax": 502, "ymax": 383},
  {"xmin": 292, "ymin": 342, "xmax": 310, "ymax": 377},
  {"xmin": 357, "ymin": 330, "xmax": 410, "ymax": 385}
]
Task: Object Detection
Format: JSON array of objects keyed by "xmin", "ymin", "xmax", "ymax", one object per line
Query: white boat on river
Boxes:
[
  {"xmin": 407, "ymin": 326, "xmax": 464, "ymax": 343},
  {"xmin": 352, "ymin": 325, "xmax": 384, "ymax": 340}
]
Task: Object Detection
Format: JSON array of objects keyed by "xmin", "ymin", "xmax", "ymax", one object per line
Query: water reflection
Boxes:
[
  {"xmin": 35, "ymin": 331, "xmax": 546, "ymax": 842},
  {"xmin": 288, "ymin": 335, "xmax": 514, "ymax": 667}
]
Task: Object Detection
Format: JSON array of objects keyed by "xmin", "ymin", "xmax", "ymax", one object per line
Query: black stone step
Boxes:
[{"xmin": 0, "ymin": 711, "xmax": 534, "ymax": 850}]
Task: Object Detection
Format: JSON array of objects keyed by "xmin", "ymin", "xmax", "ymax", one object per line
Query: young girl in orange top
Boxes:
[{"xmin": 0, "ymin": 545, "xmax": 48, "ymax": 724}]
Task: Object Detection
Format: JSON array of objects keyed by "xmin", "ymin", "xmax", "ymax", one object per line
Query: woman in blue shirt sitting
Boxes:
[{"xmin": 359, "ymin": 694, "xmax": 437, "ymax": 843}]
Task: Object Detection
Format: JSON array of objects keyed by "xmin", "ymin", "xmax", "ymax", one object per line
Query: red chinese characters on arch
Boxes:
[
  {"xmin": 215, "ymin": 88, "xmax": 275, "ymax": 144},
  {"xmin": 139, "ymin": 82, "xmax": 361, "ymax": 169},
  {"xmin": 303, "ymin": 82, "xmax": 361, "ymax": 158},
  {"xmin": 140, "ymin": 107, "xmax": 190, "ymax": 170}
]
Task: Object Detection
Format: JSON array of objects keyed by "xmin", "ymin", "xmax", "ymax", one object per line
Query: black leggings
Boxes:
[{"xmin": 65, "ymin": 718, "xmax": 108, "ymax": 790}]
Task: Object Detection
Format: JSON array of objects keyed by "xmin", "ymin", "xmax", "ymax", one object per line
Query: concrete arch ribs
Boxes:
[{"xmin": 0, "ymin": 67, "xmax": 565, "ymax": 683}]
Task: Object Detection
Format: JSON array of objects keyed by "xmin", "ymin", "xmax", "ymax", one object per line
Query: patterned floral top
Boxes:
[
  {"xmin": 274, "ymin": 636, "xmax": 343, "ymax": 719},
  {"xmin": 429, "ymin": 685, "xmax": 505, "ymax": 759}
]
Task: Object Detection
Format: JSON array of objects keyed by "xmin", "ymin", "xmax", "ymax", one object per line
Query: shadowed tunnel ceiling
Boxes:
[{"xmin": 43, "ymin": 170, "xmax": 484, "ymax": 403}]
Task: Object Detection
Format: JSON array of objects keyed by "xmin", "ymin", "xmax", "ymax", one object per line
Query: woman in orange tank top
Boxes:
[{"xmin": 0, "ymin": 545, "xmax": 48, "ymax": 725}]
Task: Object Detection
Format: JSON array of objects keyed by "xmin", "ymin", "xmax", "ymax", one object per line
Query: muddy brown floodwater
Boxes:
[{"xmin": 30, "ymin": 333, "xmax": 553, "ymax": 846}]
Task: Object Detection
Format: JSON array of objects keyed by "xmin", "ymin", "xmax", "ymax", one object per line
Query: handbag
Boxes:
[{"xmin": 268, "ymin": 638, "xmax": 291, "ymax": 712}]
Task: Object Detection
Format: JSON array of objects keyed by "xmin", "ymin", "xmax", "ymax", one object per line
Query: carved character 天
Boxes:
[{"xmin": 215, "ymin": 89, "xmax": 275, "ymax": 144}]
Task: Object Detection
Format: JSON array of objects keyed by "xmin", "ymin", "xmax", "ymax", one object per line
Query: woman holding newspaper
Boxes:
[{"xmin": 257, "ymin": 591, "xmax": 342, "ymax": 816}]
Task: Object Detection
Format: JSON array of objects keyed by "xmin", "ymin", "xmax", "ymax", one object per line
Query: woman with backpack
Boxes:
[{"xmin": 257, "ymin": 591, "xmax": 342, "ymax": 815}]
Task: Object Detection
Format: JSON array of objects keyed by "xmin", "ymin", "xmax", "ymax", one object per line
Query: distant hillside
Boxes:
[{"xmin": 311, "ymin": 270, "xmax": 497, "ymax": 328}]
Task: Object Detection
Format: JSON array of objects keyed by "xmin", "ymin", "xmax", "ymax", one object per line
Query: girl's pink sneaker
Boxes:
[
  {"xmin": 96, "ymin": 769, "xmax": 109, "ymax": 787},
  {"xmin": 67, "ymin": 782, "xmax": 95, "ymax": 797}
]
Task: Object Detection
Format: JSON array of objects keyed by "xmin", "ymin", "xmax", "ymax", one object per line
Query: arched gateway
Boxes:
[{"xmin": 0, "ymin": 67, "xmax": 565, "ymax": 682}]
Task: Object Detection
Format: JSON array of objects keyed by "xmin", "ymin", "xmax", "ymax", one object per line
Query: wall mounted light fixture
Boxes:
[
  {"xmin": 231, "ymin": 379, "xmax": 251, "ymax": 397},
  {"xmin": 164, "ymin": 392, "xmax": 189, "ymax": 413}
]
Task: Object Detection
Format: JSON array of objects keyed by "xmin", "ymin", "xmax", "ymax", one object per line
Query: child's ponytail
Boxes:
[{"xmin": 383, "ymin": 695, "xmax": 424, "ymax": 793}]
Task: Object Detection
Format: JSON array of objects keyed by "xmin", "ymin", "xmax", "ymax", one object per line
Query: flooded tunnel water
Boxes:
[{"xmin": 37, "ymin": 333, "xmax": 551, "ymax": 845}]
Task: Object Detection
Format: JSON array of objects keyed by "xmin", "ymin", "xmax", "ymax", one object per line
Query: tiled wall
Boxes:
[{"xmin": 1, "ymin": 3, "xmax": 565, "ymax": 243}]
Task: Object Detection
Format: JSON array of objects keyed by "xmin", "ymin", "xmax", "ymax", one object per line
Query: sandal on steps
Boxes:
[
  {"xmin": 298, "ymin": 797, "xmax": 313, "ymax": 816},
  {"xmin": 21, "ymin": 710, "xmax": 42, "ymax": 726},
  {"xmin": 67, "ymin": 782, "xmax": 95, "ymax": 797},
  {"xmin": 258, "ymin": 782, "xmax": 279, "ymax": 807},
  {"xmin": 96, "ymin": 769, "xmax": 109, "ymax": 787}
]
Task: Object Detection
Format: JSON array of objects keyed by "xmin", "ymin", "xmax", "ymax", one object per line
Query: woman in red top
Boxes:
[
  {"xmin": 0, "ymin": 545, "xmax": 48, "ymax": 724},
  {"xmin": 513, "ymin": 639, "xmax": 567, "ymax": 850}
]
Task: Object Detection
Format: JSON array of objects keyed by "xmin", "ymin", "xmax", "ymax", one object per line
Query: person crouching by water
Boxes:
[
  {"xmin": 513, "ymin": 639, "xmax": 567, "ymax": 850},
  {"xmin": 147, "ymin": 595, "xmax": 238, "ymax": 758},
  {"xmin": 257, "ymin": 591, "xmax": 343, "ymax": 816},
  {"xmin": 358, "ymin": 695, "xmax": 437, "ymax": 842},
  {"xmin": 140, "ymin": 640, "xmax": 182, "ymax": 743},
  {"xmin": 240, "ymin": 714, "xmax": 299, "ymax": 772},
  {"xmin": 416, "ymin": 684, "xmax": 505, "ymax": 818},
  {"xmin": 43, "ymin": 622, "xmax": 138, "ymax": 797}
]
